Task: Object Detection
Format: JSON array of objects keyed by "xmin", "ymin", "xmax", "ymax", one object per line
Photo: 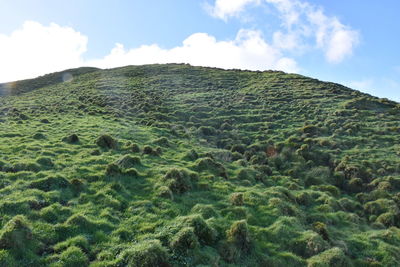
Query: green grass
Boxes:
[{"xmin": 0, "ymin": 63, "xmax": 399, "ymax": 266}]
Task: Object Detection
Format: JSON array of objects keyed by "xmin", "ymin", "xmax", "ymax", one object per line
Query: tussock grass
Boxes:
[{"xmin": 0, "ymin": 64, "xmax": 399, "ymax": 265}]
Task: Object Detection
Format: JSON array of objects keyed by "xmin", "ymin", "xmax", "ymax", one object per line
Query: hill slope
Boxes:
[{"xmin": 0, "ymin": 64, "xmax": 399, "ymax": 266}]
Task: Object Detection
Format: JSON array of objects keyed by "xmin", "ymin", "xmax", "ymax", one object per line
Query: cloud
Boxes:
[
  {"xmin": 0, "ymin": 21, "xmax": 87, "ymax": 83},
  {"xmin": 345, "ymin": 78, "xmax": 400, "ymax": 102},
  {"xmin": 90, "ymin": 29, "xmax": 298, "ymax": 73},
  {"xmin": 207, "ymin": 0, "xmax": 360, "ymax": 63},
  {"xmin": 206, "ymin": 0, "xmax": 260, "ymax": 21},
  {"xmin": 306, "ymin": 7, "xmax": 359, "ymax": 63},
  {"xmin": 345, "ymin": 79, "xmax": 375, "ymax": 93},
  {"xmin": 0, "ymin": 21, "xmax": 298, "ymax": 82}
]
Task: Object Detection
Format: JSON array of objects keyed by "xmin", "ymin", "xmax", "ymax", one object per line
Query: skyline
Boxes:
[{"xmin": 0, "ymin": 0, "xmax": 399, "ymax": 101}]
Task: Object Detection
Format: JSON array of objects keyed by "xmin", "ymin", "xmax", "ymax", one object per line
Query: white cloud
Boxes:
[
  {"xmin": 0, "ymin": 21, "xmax": 298, "ymax": 82},
  {"xmin": 345, "ymin": 79, "xmax": 375, "ymax": 93},
  {"xmin": 0, "ymin": 21, "xmax": 87, "ymax": 83},
  {"xmin": 265, "ymin": 0, "xmax": 305, "ymax": 29},
  {"xmin": 90, "ymin": 29, "xmax": 298, "ymax": 73},
  {"xmin": 272, "ymin": 31, "xmax": 301, "ymax": 51},
  {"xmin": 306, "ymin": 8, "xmax": 359, "ymax": 63},
  {"xmin": 207, "ymin": 0, "xmax": 360, "ymax": 63},
  {"xmin": 207, "ymin": 0, "xmax": 260, "ymax": 21},
  {"xmin": 324, "ymin": 25, "xmax": 358, "ymax": 63},
  {"xmin": 344, "ymin": 78, "xmax": 400, "ymax": 102},
  {"xmin": 0, "ymin": 1, "xmax": 360, "ymax": 83}
]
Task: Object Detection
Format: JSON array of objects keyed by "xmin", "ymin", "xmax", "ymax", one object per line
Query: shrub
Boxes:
[
  {"xmin": 191, "ymin": 204, "xmax": 218, "ymax": 219},
  {"xmin": 180, "ymin": 215, "xmax": 216, "ymax": 245},
  {"xmin": 0, "ymin": 215, "xmax": 37, "ymax": 252},
  {"xmin": 0, "ymin": 250, "xmax": 16, "ymax": 266},
  {"xmin": 62, "ymin": 214, "xmax": 112, "ymax": 235},
  {"xmin": 163, "ymin": 168, "xmax": 194, "ymax": 194},
  {"xmin": 338, "ymin": 198, "xmax": 361, "ymax": 212},
  {"xmin": 33, "ymin": 132, "xmax": 46, "ymax": 140},
  {"xmin": 313, "ymin": 222, "xmax": 329, "ymax": 241},
  {"xmin": 311, "ymin": 185, "xmax": 340, "ymax": 197},
  {"xmin": 19, "ymin": 113, "xmax": 29, "ymax": 120},
  {"xmin": 198, "ymin": 126, "xmax": 217, "ymax": 136},
  {"xmin": 65, "ymin": 214, "xmax": 94, "ymax": 230},
  {"xmin": 194, "ymin": 157, "xmax": 227, "ymax": 178},
  {"xmin": 117, "ymin": 239, "xmax": 169, "ymax": 267},
  {"xmin": 59, "ymin": 246, "xmax": 89, "ymax": 267},
  {"xmin": 305, "ymin": 167, "xmax": 332, "ymax": 186},
  {"xmin": 291, "ymin": 231, "xmax": 329, "ymax": 258},
  {"xmin": 125, "ymin": 168, "xmax": 139, "ymax": 177},
  {"xmin": 62, "ymin": 134, "xmax": 80, "ymax": 144},
  {"xmin": 347, "ymin": 178, "xmax": 364, "ymax": 193},
  {"xmin": 29, "ymin": 176, "xmax": 70, "ymax": 191},
  {"xmin": 376, "ymin": 212, "xmax": 396, "ymax": 227},
  {"xmin": 231, "ymin": 144, "xmax": 246, "ymax": 154},
  {"xmin": 268, "ymin": 197, "xmax": 298, "ymax": 216},
  {"xmin": 296, "ymin": 191, "xmax": 312, "ymax": 206},
  {"xmin": 157, "ymin": 186, "xmax": 174, "ymax": 200},
  {"xmin": 230, "ymin": 193, "xmax": 244, "ymax": 206},
  {"xmin": 36, "ymin": 156, "xmax": 54, "ymax": 168},
  {"xmin": 237, "ymin": 168, "xmax": 259, "ymax": 183},
  {"xmin": 153, "ymin": 137, "xmax": 170, "ymax": 147},
  {"xmin": 90, "ymin": 149, "xmax": 101, "ymax": 156},
  {"xmin": 70, "ymin": 178, "xmax": 85, "ymax": 192},
  {"xmin": 182, "ymin": 149, "xmax": 199, "ymax": 161},
  {"xmin": 115, "ymin": 155, "xmax": 141, "ymax": 169},
  {"xmin": 155, "ymin": 146, "xmax": 162, "ymax": 155},
  {"xmin": 218, "ymin": 241, "xmax": 239, "ymax": 263},
  {"xmin": 269, "ymin": 252, "xmax": 307, "ymax": 266},
  {"xmin": 105, "ymin": 163, "xmax": 122, "ymax": 176},
  {"xmin": 170, "ymin": 227, "xmax": 199, "ymax": 252},
  {"xmin": 11, "ymin": 162, "xmax": 41, "ymax": 172},
  {"xmin": 227, "ymin": 220, "xmax": 251, "ymax": 252},
  {"xmin": 40, "ymin": 203, "xmax": 72, "ymax": 223},
  {"xmin": 143, "ymin": 145, "xmax": 159, "ymax": 156},
  {"xmin": 249, "ymin": 153, "xmax": 267, "ymax": 165},
  {"xmin": 54, "ymin": 236, "xmax": 90, "ymax": 253},
  {"xmin": 231, "ymin": 152, "xmax": 243, "ymax": 161},
  {"xmin": 96, "ymin": 134, "xmax": 117, "ymax": 149},
  {"xmin": 307, "ymin": 247, "xmax": 351, "ymax": 267},
  {"xmin": 220, "ymin": 122, "xmax": 232, "ymax": 131},
  {"xmin": 254, "ymin": 165, "xmax": 272, "ymax": 176},
  {"xmin": 235, "ymin": 159, "xmax": 247, "ymax": 167},
  {"xmin": 301, "ymin": 125, "xmax": 319, "ymax": 136},
  {"xmin": 131, "ymin": 143, "xmax": 141, "ymax": 153}
]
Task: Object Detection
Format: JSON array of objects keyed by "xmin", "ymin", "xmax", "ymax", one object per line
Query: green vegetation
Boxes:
[{"xmin": 0, "ymin": 63, "xmax": 399, "ymax": 266}]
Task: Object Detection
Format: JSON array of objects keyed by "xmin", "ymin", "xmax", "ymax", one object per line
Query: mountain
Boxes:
[{"xmin": 0, "ymin": 63, "xmax": 399, "ymax": 266}]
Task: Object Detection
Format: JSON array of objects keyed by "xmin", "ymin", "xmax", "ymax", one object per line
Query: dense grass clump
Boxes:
[
  {"xmin": 170, "ymin": 227, "xmax": 199, "ymax": 252},
  {"xmin": 117, "ymin": 239, "xmax": 169, "ymax": 267},
  {"xmin": 96, "ymin": 134, "xmax": 117, "ymax": 149},
  {"xmin": 163, "ymin": 168, "xmax": 196, "ymax": 194},
  {"xmin": 227, "ymin": 220, "xmax": 252, "ymax": 252},
  {"xmin": 115, "ymin": 155, "xmax": 141, "ymax": 169},
  {"xmin": 62, "ymin": 134, "xmax": 79, "ymax": 144},
  {"xmin": 0, "ymin": 64, "xmax": 399, "ymax": 265},
  {"xmin": 0, "ymin": 215, "xmax": 38, "ymax": 255},
  {"xmin": 57, "ymin": 246, "xmax": 89, "ymax": 267}
]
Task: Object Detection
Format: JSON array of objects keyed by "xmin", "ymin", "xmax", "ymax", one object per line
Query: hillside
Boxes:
[{"xmin": 0, "ymin": 63, "xmax": 399, "ymax": 266}]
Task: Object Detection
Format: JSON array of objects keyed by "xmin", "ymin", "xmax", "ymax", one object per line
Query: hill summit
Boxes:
[{"xmin": 0, "ymin": 64, "xmax": 399, "ymax": 266}]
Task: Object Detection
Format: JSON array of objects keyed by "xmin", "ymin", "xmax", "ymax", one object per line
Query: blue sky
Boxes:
[{"xmin": 0, "ymin": 0, "xmax": 399, "ymax": 101}]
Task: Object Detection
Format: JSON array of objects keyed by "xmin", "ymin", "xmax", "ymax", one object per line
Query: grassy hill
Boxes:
[{"xmin": 0, "ymin": 63, "xmax": 399, "ymax": 266}]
